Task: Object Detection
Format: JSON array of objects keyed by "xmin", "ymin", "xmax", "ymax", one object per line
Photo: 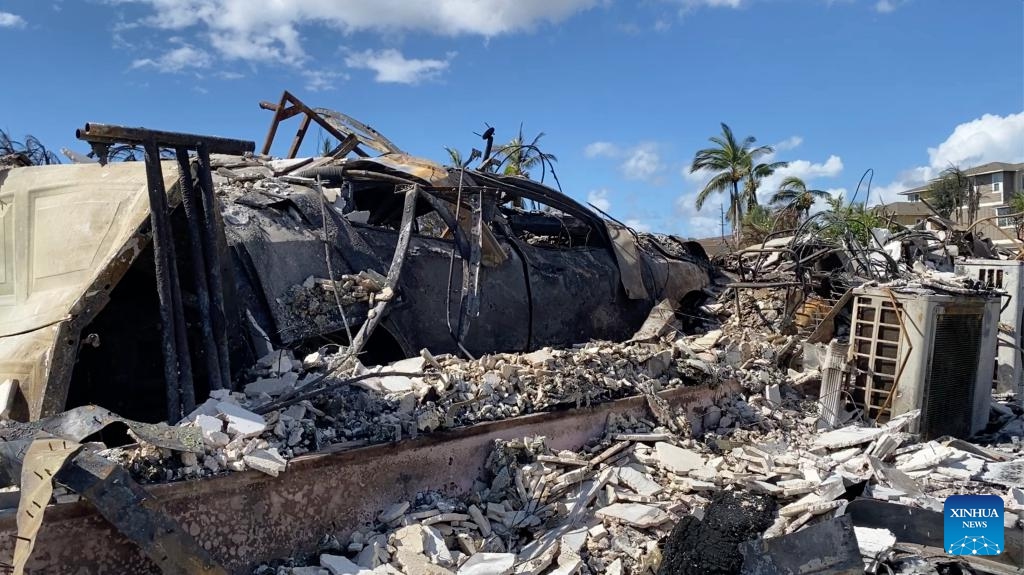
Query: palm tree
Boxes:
[
  {"xmin": 690, "ymin": 123, "xmax": 776, "ymax": 237},
  {"xmin": 496, "ymin": 126, "xmax": 557, "ymax": 179},
  {"xmin": 927, "ymin": 165, "xmax": 976, "ymax": 223},
  {"xmin": 444, "ymin": 146, "xmax": 465, "ymax": 168},
  {"xmin": 742, "ymin": 159, "xmax": 788, "ymax": 212},
  {"xmin": 770, "ymin": 176, "xmax": 831, "ymax": 220}
]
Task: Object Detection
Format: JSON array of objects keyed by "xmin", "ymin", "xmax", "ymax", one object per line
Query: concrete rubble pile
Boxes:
[
  {"xmin": 251, "ymin": 394, "xmax": 1023, "ymax": 575},
  {"xmin": 104, "ymin": 270, "xmax": 803, "ymax": 483}
]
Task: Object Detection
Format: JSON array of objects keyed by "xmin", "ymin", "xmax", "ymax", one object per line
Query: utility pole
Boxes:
[{"xmin": 720, "ymin": 203, "xmax": 726, "ymax": 239}]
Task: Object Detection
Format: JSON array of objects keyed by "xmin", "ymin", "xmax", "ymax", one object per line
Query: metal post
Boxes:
[
  {"xmin": 153, "ymin": 151, "xmax": 197, "ymax": 416},
  {"xmin": 142, "ymin": 143, "xmax": 183, "ymax": 422},
  {"xmin": 175, "ymin": 148, "xmax": 223, "ymax": 391},
  {"xmin": 196, "ymin": 143, "xmax": 233, "ymax": 389}
]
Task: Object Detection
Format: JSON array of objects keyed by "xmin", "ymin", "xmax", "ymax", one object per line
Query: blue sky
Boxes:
[{"xmin": 1, "ymin": 0, "xmax": 1021, "ymax": 237}]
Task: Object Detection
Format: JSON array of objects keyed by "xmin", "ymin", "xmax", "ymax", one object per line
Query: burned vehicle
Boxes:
[{"xmin": 0, "ymin": 92, "xmax": 711, "ymax": 423}]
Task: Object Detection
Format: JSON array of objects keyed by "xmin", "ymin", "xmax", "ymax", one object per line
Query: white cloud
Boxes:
[
  {"xmin": 344, "ymin": 49, "xmax": 452, "ymax": 84},
  {"xmin": 752, "ymin": 154, "xmax": 844, "ymax": 204},
  {"xmin": 676, "ymin": 192, "xmax": 727, "ymax": 238},
  {"xmin": 117, "ymin": 0, "xmax": 598, "ymax": 64},
  {"xmin": 927, "ymin": 112, "xmax": 1024, "ymax": 169},
  {"xmin": 131, "ymin": 43, "xmax": 212, "ymax": 72},
  {"xmin": 587, "ymin": 189, "xmax": 612, "ymax": 212},
  {"xmin": 673, "ymin": 0, "xmax": 742, "ymax": 9},
  {"xmin": 302, "ymin": 69, "xmax": 347, "ymax": 92},
  {"xmin": 871, "ymin": 112, "xmax": 1024, "ymax": 205},
  {"xmin": 621, "ymin": 144, "xmax": 664, "ymax": 181},
  {"xmin": 875, "ymin": 0, "xmax": 894, "ymax": 12},
  {"xmin": 584, "ymin": 141, "xmax": 619, "ymax": 158},
  {"xmin": 774, "ymin": 135, "xmax": 803, "ymax": 151},
  {"xmin": 624, "ymin": 218, "xmax": 652, "ymax": 233},
  {"xmin": 0, "ymin": 11, "xmax": 26, "ymax": 28},
  {"xmin": 585, "ymin": 140, "xmax": 664, "ymax": 183}
]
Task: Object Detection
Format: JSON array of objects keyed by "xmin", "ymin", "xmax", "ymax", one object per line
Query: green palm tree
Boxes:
[
  {"xmin": 742, "ymin": 159, "xmax": 788, "ymax": 212},
  {"xmin": 444, "ymin": 146, "xmax": 465, "ymax": 167},
  {"xmin": 690, "ymin": 123, "xmax": 775, "ymax": 236},
  {"xmin": 770, "ymin": 176, "xmax": 831, "ymax": 220},
  {"xmin": 497, "ymin": 127, "xmax": 557, "ymax": 179}
]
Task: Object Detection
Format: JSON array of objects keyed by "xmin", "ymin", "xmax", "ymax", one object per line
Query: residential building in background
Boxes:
[{"xmin": 897, "ymin": 161, "xmax": 1024, "ymax": 245}]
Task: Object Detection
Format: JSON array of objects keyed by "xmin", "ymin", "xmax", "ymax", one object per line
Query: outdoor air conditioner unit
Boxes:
[
  {"xmin": 954, "ymin": 259, "xmax": 1024, "ymax": 403},
  {"xmin": 849, "ymin": 286, "xmax": 999, "ymax": 439}
]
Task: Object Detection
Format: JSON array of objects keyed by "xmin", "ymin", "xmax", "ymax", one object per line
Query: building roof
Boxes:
[
  {"xmin": 896, "ymin": 161, "xmax": 1024, "ymax": 197},
  {"xmin": 963, "ymin": 161, "xmax": 1024, "ymax": 176},
  {"xmin": 897, "ymin": 183, "xmax": 930, "ymax": 196},
  {"xmin": 692, "ymin": 235, "xmax": 733, "ymax": 258},
  {"xmin": 873, "ymin": 201, "xmax": 934, "ymax": 217}
]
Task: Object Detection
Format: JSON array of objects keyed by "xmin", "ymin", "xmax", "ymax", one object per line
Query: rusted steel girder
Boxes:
[{"xmin": 0, "ymin": 382, "xmax": 738, "ymax": 574}]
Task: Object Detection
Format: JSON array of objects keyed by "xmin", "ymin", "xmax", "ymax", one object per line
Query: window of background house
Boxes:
[
  {"xmin": 996, "ymin": 206, "xmax": 1012, "ymax": 228},
  {"xmin": 992, "ymin": 172, "xmax": 1003, "ymax": 192}
]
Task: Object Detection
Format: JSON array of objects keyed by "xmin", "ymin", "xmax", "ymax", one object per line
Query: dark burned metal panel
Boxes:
[
  {"xmin": 356, "ymin": 227, "xmax": 531, "ymax": 357},
  {"xmin": 522, "ymin": 245, "xmax": 649, "ymax": 348},
  {"xmin": 0, "ymin": 383, "xmax": 738, "ymax": 574}
]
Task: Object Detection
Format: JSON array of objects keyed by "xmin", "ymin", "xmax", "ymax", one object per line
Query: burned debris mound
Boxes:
[{"xmin": 657, "ymin": 492, "xmax": 776, "ymax": 575}]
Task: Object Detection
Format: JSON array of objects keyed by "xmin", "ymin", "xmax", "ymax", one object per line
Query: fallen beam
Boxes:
[{"xmin": 0, "ymin": 382, "xmax": 737, "ymax": 574}]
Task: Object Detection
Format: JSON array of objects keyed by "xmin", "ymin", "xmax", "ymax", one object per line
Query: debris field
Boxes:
[{"xmin": 0, "ymin": 93, "xmax": 1020, "ymax": 575}]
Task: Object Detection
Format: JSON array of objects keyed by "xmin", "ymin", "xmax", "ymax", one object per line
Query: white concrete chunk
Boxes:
[
  {"xmin": 320, "ymin": 554, "xmax": 373, "ymax": 575},
  {"xmin": 457, "ymin": 553, "xmax": 515, "ymax": 575},
  {"xmin": 422, "ymin": 525, "xmax": 453, "ymax": 567},
  {"xmin": 245, "ymin": 373, "xmax": 298, "ymax": 397},
  {"xmin": 242, "ymin": 448, "xmax": 287, "ymax": 477},
  {"xmin": 814, "ymin": 426, "xmax": 884, "ymax": 450},
  {"xmin": 595, "ymin": 503, "xmax": 671, "ymax": 528},
  {"xmin": 467, "ymin": 505, "xmax": 491, "ymax": 536},
  {"xmin": 853, "ymin": 527, "xmax": 895, "ymax": 566},
  {"xmin": 216, "ymin": 401, "xmax": 267, "ymax": 438},
  {"xmin": 654, "ymin": 442, "xmax": 704, "ymax": 474},
  {"xmin": 616, "ymin": 467, "xmax": 663, "ymax": 497}
]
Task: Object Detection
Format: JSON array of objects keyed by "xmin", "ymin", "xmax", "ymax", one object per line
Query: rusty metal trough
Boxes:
[{"xmin": 0, "ymin": 382, "xmax": 734, "ymax": 574}]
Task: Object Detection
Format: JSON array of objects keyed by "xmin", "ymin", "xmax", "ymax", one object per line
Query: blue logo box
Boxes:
[{"xmin": 944, "ymin": 494, "xmax": 1004, "ymax": 556}]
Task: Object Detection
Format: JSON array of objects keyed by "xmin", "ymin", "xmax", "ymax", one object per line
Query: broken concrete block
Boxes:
[
  {"xmin": 378, "ymin": 502, "xmax": 410, "ymax": 524},
  {"xmin": 654, "ymin": 442, "xmax": 704, "ymax": 474},
  {"xmin": 615, "ymin": 466, "xmax": 662, "ymax": 497},
  {"xmin": 814, "ymin": 426, "xmax": 884, "ymax": 450},
  {"xmin": 245, "ymin": 373, "xmax": 298, "ymax": 397},
  {"xmin": 467, "ymin": 505, "xmax": 491, "ymax": 536},
  {"xmin": 853, "ymin": 527, "xmax": 895, "ymax": 568},
  {"xmin": 604, "ymin": 558, "xmax": 623, "ymax": 575},
  {"xmin": 320, "ymin": 554, "xmax": 373, "ymax": 575},
  {"xmin": 457, "ymin": 552, "xmax": 515, "ymax": 575},
  {"xmin": 765, "ymin": 384, "xmax": 781, "ymax": 406},
  {"xmin": 547, "ymin": 558, "xmax": 582, "ymax": 575},
  {"xmin": 291, "ymin": 568, "xmax": 328, "ymax": 575},
  {"xmin": 216, "ymin": 402, "xmax": 267, "ymax": 438},
  {"xmin": 393, "ymin": 525, "xmax": 426, "ymax": 554},
  {"xmin": 595, "ymin": 503, "xmax": 671, "ymax": 528},
  {"xmin": 242, "ymin": 448, "xmax": 287, "ymax": 477},
  {"xmin": 0, "ymin": 379, "xmax": 17, "ymax": 419},
  {"xmin": 422, "ymin": 525, "xmax": 453, "ymax": 567},
  {"xmin": 1010, "ymin": 486, "xmax": 1024, "ymax": 506},
  {"xmin": 390, "ymin": 356, "xmax": 426, "ymax": 375},
  {"xmin": 394, "ymin": 550, "xmax": 454, "ymax": 575}
]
